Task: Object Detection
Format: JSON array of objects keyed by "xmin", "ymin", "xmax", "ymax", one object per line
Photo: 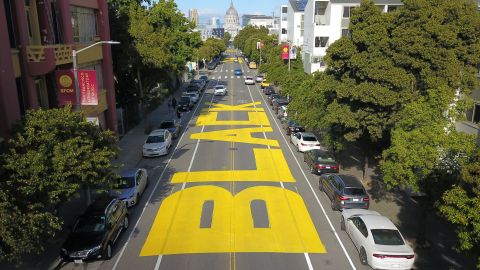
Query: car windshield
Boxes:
[
  {"xmin": 73, "ymin": 216, "xmax": 106, "ymax": 233},
  {"xmin": 371, "ymin": 229, "xmax": 405, "ymax": 245},
  {"xmin": 117, "ymin": 176, "xmax": 135, "ymax": 189},
  {"xmin": 146, "ymin": 135, "xmax": 165, "ymax": 143},
  {"xmin": 247, "ymin": 77, "xmax": 253, "ymax": 80},
  {"xmin": 215, "ymin": 86, "xmax": 224, "ymax": 89},
  {"xmin": 180, "ymin": 97, "xmax": 191, "ymax": 103},
  {"xmin": 303, "ymin": 136, "xmax": 317, "ymax": 142},
  {"xmin": 160, "ymin": 121, "xmax": 174, "ymax": 128},
  {"xmin": 343, "ymin": 187, "xmax": 365, "ymax": 196}
]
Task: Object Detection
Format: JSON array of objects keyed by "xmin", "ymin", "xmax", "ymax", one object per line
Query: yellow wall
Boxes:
[
  {"xmin": 76, "ymin": 45, "xmax": 103, "ymax": 65},
  {"xmin": 11, "ymin": 50, "xmax": 21, "ymax": 78}
]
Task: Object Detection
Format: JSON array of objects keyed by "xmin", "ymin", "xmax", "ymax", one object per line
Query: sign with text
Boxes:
[
  {"xmin": 78, "ymin": 70, "xmax": 98, "ymax": 105},
  {"xmin": 55, "ymin": 69, "xmax": 76, "ymax": 106},
  {"xmin": 281, "ymin": 45, "xmax": 289, "ymax": 60},
  {"xmin": 290, "ymin": 46, "xmax": 297, "ymax": 60}
]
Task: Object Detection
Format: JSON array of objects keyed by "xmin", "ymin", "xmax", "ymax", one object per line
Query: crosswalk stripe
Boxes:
[
  {"xmin": 211, "ymin": 76, "xmax": 215, "ymax": 79},
  {"xmin": 236, "ymin": 76, "xmax": 240, "ymax": 79},
  {"xmin": 231, "ymin": 76, "xmax": 234, "ymax": 79},
  {"xmin": 225, "ymin": 76, "xmax": 228, "ymax": 79}
]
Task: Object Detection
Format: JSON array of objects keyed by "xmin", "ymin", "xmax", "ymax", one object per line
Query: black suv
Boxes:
[
  {"xmin": 60, "ymin": 196, "xmax": 129, "ymax": 262},
  {"xmin": 177, "ymin": 96, "xmax": 194, "ymax": 111},
  {"xmin": 319, "ymin": 174, "xmax": 369, "ymax": 211}
]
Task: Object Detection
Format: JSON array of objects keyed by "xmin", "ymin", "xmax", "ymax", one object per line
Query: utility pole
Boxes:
[{"xmin": 288, "ymin": 41, "xmax": 291, "ymax": 72}]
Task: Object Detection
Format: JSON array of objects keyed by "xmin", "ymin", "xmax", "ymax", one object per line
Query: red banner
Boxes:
[
  {"xmin": 78, "ymin": 70, "xmax": 98, "ymax": 105},
  {"xmin": 55, "ymin": 70, "xmax": 76, "ymax": 106},
  {"xmin": 281, "ymin": 45, "xmax": 289, "ymax": 60}
]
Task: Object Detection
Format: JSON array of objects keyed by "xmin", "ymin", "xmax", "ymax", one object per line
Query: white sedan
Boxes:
[
  {"xmin": 245, "ymin": 76, "xmax": 255, "ymax": 85},
  {"xmin": 214, "ymin": 85, "xmax": 227, "ymax": 96},
  {"xmin": 142, "ymin": 129, "xmax": 172, "ymax": 157},
  {"xmin": 341, "ymin": 209, "xmax": 415, "ymax": 270},
  {"xmin": 290, "ymin": 132, "xmax": 321, "ymax": 152}
]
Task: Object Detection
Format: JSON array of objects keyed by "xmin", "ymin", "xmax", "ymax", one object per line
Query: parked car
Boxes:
[
  {"xmin": 186, "ymin": 84, "xmax": 201, "ymax": 95},
  {"xmin": 189, "ymin": 80, "xmax": 205, "ymax": 91},
  {"xmin": 319, "ymin": 174, "xmax": 370, "ymax": 211},
  {"xmin": 249, "ymin": 61, "xmax": 257, "ymax": 69},
  {"xmin": 177, "ymin": 96, "xmax": 194, "ymax": 111},
  {"xmin": 284, "ymin": 119, "xmax": 305, "ymax": 135},
  {"xmin": 272, "ymin": 98, "xmax": 289, "ymax": 114},
  {"xmin": 159, "ymin": 119, "xmax": 182, "ymax": 139},
  {"xmin": 341, "ymin": 209, "xmax": 415, "ymax": 269},
  {"xmin": 234, "ymin": 69, "xmax": 243, "ymax": 75},
  {"xmin": 60, "ymin": 196, "xmax": 128, "ymax": 262},
  {"xmin": 278, "ymin": 105, "xmax": 288, "ymax": 119},
  {"xmin": 199, "ymin": 75, "xmax": 209, "ymax": 83},
  {"xmin": 183, "ymin": 92, "xmax": 199, "ymax": 103},
  {"xmin": 214, "ymin": 85, "xmax": 227, "ymax": 96},
  {"xmin": 112, "ymin": 168, "xmax": 148, "ymax": 207},
  {"xmin": 268, "ymin": 94, "xmax": 282, "ymax": 106},
  {"xmin": 245, "ymin": 76, "xmax": 255, "ymax": 85},
  {"xmin": 264, "ymin": 86, "xmax": 275, "ymax": 95},
  {"xmin": 304, "ymin": 149, "xmax": 339, "ymax": 175},
  {"xmin": 290, "ymin": 132, "xmax": 321, "ymax": 152},
  {"xmin": 142, "ymin": 129, "xmax": 172, "ymax": 157},
  {"xmin": 207, "ymin": 62, "xmax": 216, "ymax": 70},
  {"xmin": 255, "ymin": 75, "xmax": 264, "ymax": 83},
  {"xmin": 233, "ymin": 57, "xmax": 238, "ymax": 62},
  {"xmin": 260, "ymin": 79, "xmax": 271, "ymax": 89}
]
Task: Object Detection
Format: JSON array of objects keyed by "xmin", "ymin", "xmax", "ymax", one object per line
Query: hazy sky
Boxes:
[{"xmin": 173, "ymin": 0, "xmax": 285, "ymax": 24}]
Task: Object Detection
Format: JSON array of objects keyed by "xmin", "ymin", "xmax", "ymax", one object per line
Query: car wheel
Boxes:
[
  {"xmin": 104, "ymin": 243, "xmax": 112, "ymax": 260},
  {"xmin": 123, "ymin": 215, "xmax": 129, "ymax": 230},
  {"xmin": 331, "ymin": 199, "xmax": 337, "ymax": 211},
  {"xmin": 359, "ymin": 247, "xmax": 368, "ymax": 265},
  {"xmin": 310, "ymin": 164, "xmax": 315, "ymax": 174},
  {"xmin": 340, "ymin": 216, "xmax": 346, "ymax": 231},
  {"xmin": 319, "ymin": 179, "xmax": 324, "ymax": 191}
]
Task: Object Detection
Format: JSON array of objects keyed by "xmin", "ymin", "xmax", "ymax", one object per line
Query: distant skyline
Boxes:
[{"xmin": 174, "ymin": 0, "xmax": 284, "ymax": 24}]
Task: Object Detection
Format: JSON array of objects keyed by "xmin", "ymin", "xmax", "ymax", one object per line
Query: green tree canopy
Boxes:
[{"xmin": 0, "ymin": 107, "xmax": 118, "ymax": 262}]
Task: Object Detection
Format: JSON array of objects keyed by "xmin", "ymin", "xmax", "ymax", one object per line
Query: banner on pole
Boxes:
[
  {"xmin": 281, "ymin": 45, "xmax": 289, "ymax": 60},
  {"xmin": 78, "ymin": 70, "xmax": 98, "ymax": 105},
  {"xmin": 290, "ymin": 46, "xmax": 297, "ymax": 60},
  {"xmin": 256, "ymin": 41, "xmax": 264, "ymax": 50},
  {"xmin": 55, "ymin": 70, "xmax": 76, "ymax": 106}
]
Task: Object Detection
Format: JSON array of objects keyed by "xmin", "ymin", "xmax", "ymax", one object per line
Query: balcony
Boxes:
[
  {"xmin": 315, "ymin": 15, "xmax": 327, "ymax": 26},
  {"xmin": 26, "ymin": 44, "xmax": 72, "ymax": 76}
]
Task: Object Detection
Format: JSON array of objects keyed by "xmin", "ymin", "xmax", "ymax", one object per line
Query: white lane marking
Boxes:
[
  {"xmin": 112, "ymin": 76, "xmax": 213, "ymax": 270},
  {"xmin": 255, "ymin": 84, "xmax": 357, "ymax": 270},
  {"xmin": 236, "ymin": 76, "xmax": 240, "ymax": 79},
  {"xmin": 225, "ymin": 76, "xmax": 228, "ymax": 79},
  {"xmin": 304, "ymin": 253, "xmax": 314, "ymax": 270},
  {"xmin": 211, "ymin": 76, "xmax": 215, "ymax": 79},
  {"xmin": 154, "ymin": 255, "xmax": 163, "ymax": 270},
  {"xmin": 231, "ymin": 76, "xmax": 234, "ymax": 79}
]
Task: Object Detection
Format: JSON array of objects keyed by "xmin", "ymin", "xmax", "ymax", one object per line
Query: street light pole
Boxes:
[
  {"xmin": 72, "ymin": 41, "xmax": 120, "ymax": 111},
  {"xmin": 288, "ymin": 40, "xmax": 291, "ymax": 72}
]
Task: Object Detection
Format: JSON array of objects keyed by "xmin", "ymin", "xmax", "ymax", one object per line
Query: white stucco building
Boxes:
[
  {"xmin": 287, "ymin": 0, "xmax": 307, "ymax": 47},
  {"xmin": 224, "ymin": 1, "xmax": 241, "ymax": 39},
  {"xmin": 279, "ymin": 5, "xmax": 289, "ymax": 43},
  {"xmin": 302, "ymin": 0, "xmax": 403, "ymax": 74}
]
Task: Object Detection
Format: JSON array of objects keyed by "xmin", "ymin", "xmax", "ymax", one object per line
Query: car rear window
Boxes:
[
  {"xmin": 160, "ymin": 122, "xmax": 174, "ymax": 128},
  {"xmin": 146, "ymin": 135, "xmax": 165, "ymax": 143},
  {"xmin": 343, "ymin": 187, "xmax": 365, "ymax": 196},
  {"xmin": 317, "ymin": 156, "xmax": 335, "ymax": 163},
  {"xmin": 303, "ymin": 136, "xmax": 317, "ymax": 141},
  {"xmin": 180, "ymin": 97, "xmax": 191, "ymax": 102},
  {"xmin": 371, "ymin": 229, "xmax": 405, "ymax": 245}
]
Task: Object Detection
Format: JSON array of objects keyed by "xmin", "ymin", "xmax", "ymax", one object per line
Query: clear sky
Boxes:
[{"xmin": 173, "ymin": 0, "xmax": 285, "ymax": 24}]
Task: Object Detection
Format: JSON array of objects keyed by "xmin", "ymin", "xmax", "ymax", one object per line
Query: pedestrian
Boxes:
[
  {"xmin": 176, "ymin": 107, "xmax": 181, "ymax": 119},
  {"xmin": 171, "ymin": 97, "xmax": 177, "ymax": 108}
]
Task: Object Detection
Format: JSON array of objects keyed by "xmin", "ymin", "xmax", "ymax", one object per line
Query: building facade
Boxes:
[
  {"xmin": 302, "ymin": 0, "xmax": 403, "ymax": 74},
  {"xmin": 224, "ymin": 1, "xmax": 240, "ymax": 39},
  {"xmin": 242, "ymin": 14, "xmax": 279, "ymax": 35},
  {"xmin": 287, "ymin": 0, "xmax": 307, "ymax": 47},
  {"xmin": 279, "ymin": 5, "xmax": 289, "ymax": 43},
  {"xmin": 0, "ymin": 0, "xmax": 117, "ymax": 140},
  {"xmin": 188, "ymin": 8, "xmax": 199, "ymax": 26}
]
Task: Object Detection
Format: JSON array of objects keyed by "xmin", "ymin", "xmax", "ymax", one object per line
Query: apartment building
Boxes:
[
  {"xmin": 242, "ymin": 14, "xmax": 279, "ymax": 35},
  {"xmin": 0, "ymin": 0, "xmax": 117, "ymax": 141},
  {"xmin": 302, "ymin": 0, "xmax": 402, "ymax": 74},
  {"xmin": 279, "ymin": 5, "xmax": 288, "ymax": 43},
  {"xmin": 287, "ymin": 0, "xmax": 307, "ymax": 47}
]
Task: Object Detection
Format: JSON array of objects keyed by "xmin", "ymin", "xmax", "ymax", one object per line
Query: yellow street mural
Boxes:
[
  {"xmin": 140, "ymin": 186, "xmax": 326, "ymax": 255},
  {"xmin": 140, "ymin": 101, "xmax": 326, "ymax": 256},
  {"xmin": 172, "ymin": 148, "xmax": 295, "ymax": 183}
]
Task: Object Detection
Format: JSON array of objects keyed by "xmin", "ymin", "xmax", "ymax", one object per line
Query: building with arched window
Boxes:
[{"xmin": 224, "ymin": 1, "xmax": 240, "ymax": 39}]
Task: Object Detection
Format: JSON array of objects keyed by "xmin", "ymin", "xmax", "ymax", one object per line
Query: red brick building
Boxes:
[{"xmin": 0, "ymin": 0, "xmax": 117, "ymax": 141}]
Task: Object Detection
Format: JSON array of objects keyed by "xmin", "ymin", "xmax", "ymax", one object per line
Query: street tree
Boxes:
[
  {"xmin": 222, "ymin": 32, "xmax": 231, "ymax": 46},
  {"xmin": 0, "ymin": 107, "xmax": 118, "ymax": 262}
]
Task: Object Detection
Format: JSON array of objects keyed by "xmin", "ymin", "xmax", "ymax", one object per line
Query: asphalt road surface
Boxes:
[{"xmin": 59, "ymin": 52, "xmax": 372, "ymax": 270}]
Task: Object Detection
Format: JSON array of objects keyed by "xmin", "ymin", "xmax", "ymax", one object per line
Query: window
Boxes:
[
  {"xmin": 371, "ymin": 229, "xmax": 404, "ymax": 245},
  {"xmin": 4, "ymin": 0, "xmax": 16, "ymax": 48},
  {"xmin": 282, "ymin": 6, "xmax": 287, "ymax": 13},
  {"xmin": 343, "ymin": 6, "xmax": 356, "ymax": 18},
  {"xmin": 376, "ymin": 5, "xmax": 386, "ymax": 12},
  {"xmin": 315, "ymin": 36, "xmax": 329, "ymax": 47},
  {"xmin": 71, "ymin": 6, "xmax": 97, "ymax": 43},
  {"xmin": 341, "ymin": 29, "xmax": 351, "ymax": 38},
  {"xmin": 282, "ymin": 28, "xmax": 287, "ymax": 34},
  {"xmin": 300, "ymin": 14, "xmax": 304, "ymax": 37},
  {"xmin": 354, "ymin": 218, "xmax": 369, "ymax": 238}
]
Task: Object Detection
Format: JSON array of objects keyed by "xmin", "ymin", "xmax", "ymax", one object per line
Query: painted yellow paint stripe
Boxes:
[
  {"xmin": 205, "ymin": 102, "xmax": 264, "ymax": 112},
  {"xmin": 171, "ymin": 148, "xmax": 295, "ymax": 183},
  {"xmin": 190, "ymin": 127, "xmax": 279, "ymax": 147},
  {"xmin": 196, "ymin": 111, "xmax": 270, "ymax": 126}
]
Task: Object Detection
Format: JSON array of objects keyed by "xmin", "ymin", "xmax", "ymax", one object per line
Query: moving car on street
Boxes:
[
  {"xmin": 290, "ymin": 132, "xmax": 321, "ymax": 152},
  {"xmin": 177, "ymin": 96, "xmax": 194, "ymax": 111},
  {"xmin": 112, "ymin": 168, "xmax": 148, "ymax": 207},
  {"xmin": 142, "ymin": 129, "xmax": 172, "ymax": 157},
  {"xmin": 303, "ymin": 149, "xmax": 339, "ymax": 175},
  {"xmin": 245, "ymin": 76, "xmax": 255, "ymax": 85},
  {"xmin": 283, "ymin": 119, "xmax": 305, "ymax": 135},
  {"xmin": 214, "ymin": 85, "xmax": 227, "ymax": 96},
  {"xmin": 319, "ymin": 174, "xmax": 370, "ymax": 211},
  {"xmin": 183, "ymin": 92, "xmax": 199, "ymax": 103},
  {"xmin": 159, "ymin": 119, "xmax": 182, "ymax": 139},
  {"xmin": 60, "ymin": 196, "xmax": 128, "ymax": 262},
  {"xmin": 341, "ymin": 209, "xmax": 415, "ymax": 269},
  {"xmin": 234, "ymin": 69, "xmax": 243, "ymax": 75},
  {"xmin": 255, "ymin": 75, "xmax": 264, "ymax": 83}
]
